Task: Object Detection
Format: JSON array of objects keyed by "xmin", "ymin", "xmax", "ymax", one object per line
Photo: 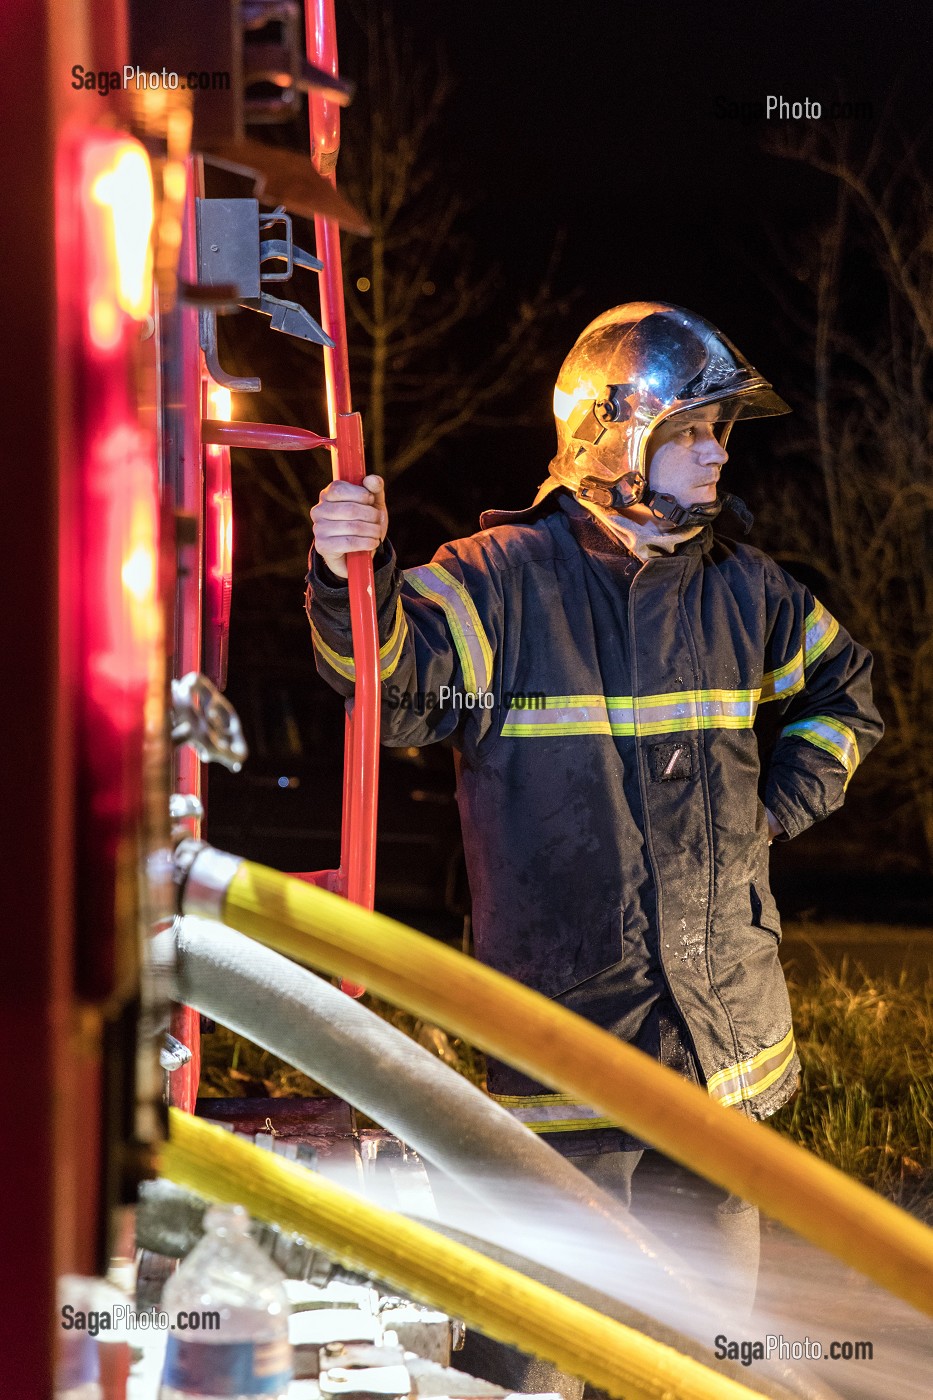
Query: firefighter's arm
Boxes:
[
  {"xmin": 304, "ymin": 537, "xmax": 405, "ymax": 699},
  {"xmin": 305, "ymin": 527, "xmax": 501, "ymax": 751},
  {"xmin": 759, "ymin": 568, "xmax": 884, "ymax": 841}
]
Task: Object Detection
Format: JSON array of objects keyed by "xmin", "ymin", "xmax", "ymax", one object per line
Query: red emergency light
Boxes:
[
  {"xmin": 203, "ymin": 381, "xmax": 233, "ymax": 689},
  {"xmin": 59, "ymin": 123, "xmax": 160, "ymax": 998}
]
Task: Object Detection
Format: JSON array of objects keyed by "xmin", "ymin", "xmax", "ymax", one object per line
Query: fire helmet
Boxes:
[{"xmin": 548, "ymin": 302, "xmax": 791, "ymax": 527}]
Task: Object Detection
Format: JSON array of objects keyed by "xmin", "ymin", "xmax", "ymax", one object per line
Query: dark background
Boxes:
[{"xmin": 207, "ymin": 0, "xmax": 933, "ymax": 932}]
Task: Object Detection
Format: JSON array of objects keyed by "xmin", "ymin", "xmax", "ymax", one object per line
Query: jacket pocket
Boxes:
[
  {"xmin": 544, "ymin": 907, "xmax": 625, "ymax": 1000},
  {"xmin": 749, "ymin": 881, "xmax": 782, "ymax": 943}
]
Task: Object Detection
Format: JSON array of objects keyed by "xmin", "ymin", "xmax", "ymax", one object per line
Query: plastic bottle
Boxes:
[
  {"xmin": 159, "ymin": 1204, "xmax": 292, "ymax": 1400},
  {"xmin": 56, "ymin": 1276, "xmax": 102, "ymax": 1400}
]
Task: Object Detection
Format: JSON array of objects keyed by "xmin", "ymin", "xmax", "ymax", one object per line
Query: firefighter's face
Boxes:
[{"xmin": 646, "ymin": 406, "xmax": 729, "ymax": 507}]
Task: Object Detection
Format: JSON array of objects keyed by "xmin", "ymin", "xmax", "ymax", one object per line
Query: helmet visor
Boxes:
[{"xmin": 666, "ymin": 384, "xmax": 791, "ymax": 428}]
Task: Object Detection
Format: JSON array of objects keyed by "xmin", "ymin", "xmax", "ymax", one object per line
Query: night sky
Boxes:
[
  {"xmin": 430, "ymin": 0, "xmax": 926, "ymax": 315},
  {"xmin": 330, "ymin": 0, "xmax": 933, "ymax": 523},
  {"xmin": 220, "ymin": 0, "xmax": 933, "ymax": 532}
]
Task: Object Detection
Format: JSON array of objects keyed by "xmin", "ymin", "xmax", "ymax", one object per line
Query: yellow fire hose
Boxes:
[
  {"xmin": 178, "ymin": 847, "xmax": 933, "ymax": 1319},
  {"xmin": 162, "ymin": 1108, "xmax": 770, "ymax": 1400}
]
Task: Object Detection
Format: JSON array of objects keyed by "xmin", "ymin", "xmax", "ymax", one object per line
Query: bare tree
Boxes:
[
  {"xmin": 232, "ymin": 2, "xmax": 573, "ymax": 580},
  {"xmin": 337, "ymin": 5, "xmax": 570, "ymax": 483},
  {"xmin": 759, "ymin": 124, "xmax": 933, "ymax": 864}
]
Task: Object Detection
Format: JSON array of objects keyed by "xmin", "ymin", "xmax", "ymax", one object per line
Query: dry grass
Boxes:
[
  {"xmin": 199, "ymin": 1027, "xmax": 327, "ymax": 1100},
  {"xmin": 199, "ymin": 961, "xmax": 932, "ymax": 1217},
  {"xmin": 199, "ymin": 992, "xmax": 486, "ymax": 1105},
  {"xmin": 774, "ymin": 958, "xmax": 933, "ymax": 1221}
]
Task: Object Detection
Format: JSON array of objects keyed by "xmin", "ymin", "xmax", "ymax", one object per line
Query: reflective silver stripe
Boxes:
[
  {"xmin": 405, "ymin": 564, "xmax": 494, "ymax": 695},
  {"xmin": 490, "ymin": 1092, "xmax": 616, "ymax": 1133},
  {"xmin": 760, "ymin": 600, "xmax": 839, "ymax": 705},
  {"xmin": 781, "ymin": 714, "xmax": 860, "ymax": 786},
  {"xmin": 606, "ymin": 700, "xmax": 636, "ymax": 730},
  {"xmin": 707, "ymin": 1028, "xmax": 797, "ymax": 1110},
  {"xmin": 759, "ymin": 652, "xmax": 804, "ymax": 703},
  {"xmin": 633, "ymin": 690, "xmax": 758, "ymax": 735},
  {"xmin": 502, "ymin": 690, "xmax": 759, "ymax": 737},
  {"xmin": 804, "ymin": 600, "xmax": 839, "ymax": 666},
  {"xmin": 502, "ymin": 696, "xmax": 612, "ymax": 736}
]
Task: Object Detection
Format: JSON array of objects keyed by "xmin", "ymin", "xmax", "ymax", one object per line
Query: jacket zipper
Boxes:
[{"xmin": 626, "ymin": 558, "xmax": 704, "ymax": 1067}]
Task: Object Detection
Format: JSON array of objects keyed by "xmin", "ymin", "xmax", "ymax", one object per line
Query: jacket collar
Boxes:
[
  {"xmin": 479, "ymin": 478, "xmax": 564, "ymax": 531},
  {"xmin": 480, "ymin": 482, "xmax": 715, "ymax": 555}
]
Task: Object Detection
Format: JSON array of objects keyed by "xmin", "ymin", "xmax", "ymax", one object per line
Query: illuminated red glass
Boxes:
[{"xmin": 203, "ymin": 381, "xmax": 233, "ymax": 689}]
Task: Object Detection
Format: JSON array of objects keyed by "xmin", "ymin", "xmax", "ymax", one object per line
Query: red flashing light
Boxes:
[
  {"xmin": 58, "ymin": 122, "xmax": 160, "ymax": 996},
  {"xmin": 203, "ymin": 381, "xmax": 233, "ymax": 688},
  {"xmin": 81, "ymin": 134, "xmax": 154, "ymax": 352},
  {"xmin": 87, "ymin": 422, "xmax": 160, "ymax": 730},
  {"xmin": 210, "ymin": 488, "xmax": 233, "ymax": 586}
]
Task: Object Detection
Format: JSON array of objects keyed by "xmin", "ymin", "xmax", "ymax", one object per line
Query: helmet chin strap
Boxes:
[
  {"xmin": 577, "ymin": 473, "xmax": 754, "ymax": 534},
  {"xmin": 644, "ymin": 488, "xmax": 723, "ymax": 527}
]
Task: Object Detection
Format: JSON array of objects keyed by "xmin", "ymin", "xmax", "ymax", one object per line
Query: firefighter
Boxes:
[{"xmin": 305, "ymin": 303, "xmax": 883, "ymax": 1350}]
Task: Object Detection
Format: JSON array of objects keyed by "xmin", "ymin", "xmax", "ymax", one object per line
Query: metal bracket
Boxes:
[
  {"xmin": 198, "ymin": 306, "xmax": 262, "ymax": 392},
  {"xmin": 160, "ymin": 1033, "xmax": 193, "ymax": 1072},
  {"xmin": 169, "ymin": 792, "xmax": 205, "ymax": 822},
  {"xmin": 242, "ymin": 0, "xmax": 355, "ymax": 126},
  {"xmin": 195, "ymin": 196, "xmax": 333, "ymax": 374},
  {"xmin": 260, "ymin": 239, "xmax": 324, "ymax": 278},
  {"xmin": 259, "ymin": 208, "xmax": 294, "ymax": 281},
  {"xmin": 259, "ymin": 208, "xmax": 324, "ymax": 282},
  {"xmin": 258, "ymin": 292, "xmax": 335, "ymax": 346},
  {"xmin": 171, "ymin": 672, "xmax": 249, "ymax": 772},
  {"xmin": 320, "ymin": 1364, "xmax": 411, "ymax": 1398}
]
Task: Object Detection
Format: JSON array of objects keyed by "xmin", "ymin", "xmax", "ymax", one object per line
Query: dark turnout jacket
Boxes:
[{"xmin": 305, "ymin": 491, "xmax": 882, "ymax": 1131}]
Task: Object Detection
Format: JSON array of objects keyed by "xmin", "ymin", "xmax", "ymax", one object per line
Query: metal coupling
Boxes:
[{"xmin": 174, "ymin": 839, "xmax": 243, "ymax": 921}]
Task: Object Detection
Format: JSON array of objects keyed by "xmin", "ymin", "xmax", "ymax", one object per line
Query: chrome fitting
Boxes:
[{"xmin": 175, "ymin": 839, "xmax": 244, "ymax": 920}]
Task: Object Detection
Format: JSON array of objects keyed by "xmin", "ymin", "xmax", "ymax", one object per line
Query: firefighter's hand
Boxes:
[
  {"xmin": 310, "ymin": 475, "xmax": 388, "ymax": 580},
  {"xmin": 765, "ymin": 807, "xmax": 785, "ymax": 845}
]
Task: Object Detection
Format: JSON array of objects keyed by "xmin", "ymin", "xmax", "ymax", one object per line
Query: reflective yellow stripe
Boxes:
[
  {"xmin": 310, "ymin": 598, "xmax": 407, "ymax": 683},
  {"xmin": 378, "ymin": 599, "xmax": 408, "ymax": 679},
  {"xmin": 494, "ymin": 1032, "xmax": 797, "ymax": 1124},
  {"xmin": 405, "ymin": 564, "xmax": 494, "ymax": 695},
  {"xmin": 490, "ymin": 1091, "xmax": 617, "ymax": 1133},
  {"xmin": 760, "ymin": 600, "xmax": 840, "ymax": 704},
  {"xmin": 522, "ymin": 1118, "xmax": 619, "ymax": 1134},
  {"xmin": 492, "ymin": 1092, "xmax": 580, "ymax": 1106},
  {"xmin": 805, "ymin": 599, "xmax": 839, "ymax": 666},
  {"xmin": 502, "ymin": 697, "xmax": 614, "ymax": 737},
  {"xmin": 760, "ymin": 650, "xmax": 804, "ymax": 703},
  {"xmin": 540, "ymin": 695, "xmax": 607, "ymax": 707},
  {"xmin": 600, "ymin": 690, "xmax": 760, "ymax": 711},
  {"xmin": 781, "ymin": 714, "xmax": 860, "ymax": 788},
  {"xmin": 707, "ymin": 1029, "xmax": 797, "ymax": 1109},
  {"xmin": 310, "ymin": 621, "xmax": 354, "ymax": 679},
  {"xmin": 502, "ymin": 690, "xmax": 760, "ymax": 737}
]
